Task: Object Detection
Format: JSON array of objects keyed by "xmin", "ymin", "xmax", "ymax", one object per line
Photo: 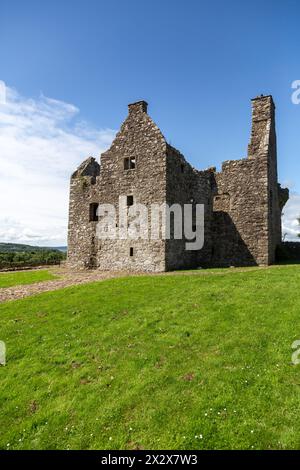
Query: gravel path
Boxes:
[
  {"xmin": 0, "ymin": 267, "xmax": 130, "ymax": 303},
  {"xmin": 0, "ymin": 264, "xmax": 268, "ymax": 304}
]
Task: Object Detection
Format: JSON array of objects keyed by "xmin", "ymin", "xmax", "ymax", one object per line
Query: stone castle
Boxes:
[{"xmin": 67, "ymin": 95, "xmax": 289, "ymax": 272}]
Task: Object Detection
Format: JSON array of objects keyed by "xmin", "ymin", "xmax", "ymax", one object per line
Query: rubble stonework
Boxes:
[{"xmin": 67, "ymin": 96, "xmax": 288, "ymax": 271}]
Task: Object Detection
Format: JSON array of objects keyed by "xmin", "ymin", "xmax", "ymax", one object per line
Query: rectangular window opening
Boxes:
[
  {"xmin": 89, "ymin": 203, "xmax": 99, "ymax": 222},
  {"xmin": 127, "ymin": 195, "xmax": 134, "ymax": 206},
  {"xmin": 124, "ymin": 157, "xmax": 136, "ymax": 170},
  {"xmin": 130, "ymin": 247, "xmax": 134, "ymax": 257}
]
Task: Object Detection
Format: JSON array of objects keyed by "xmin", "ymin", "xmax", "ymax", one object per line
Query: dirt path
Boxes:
[
  {"xmin": 0, "ymin": 264, "xmax": 271, "ymax": 304},
  {"xmin": 0, "ymin": 267, "xmax": 130, "ymax": 303}
]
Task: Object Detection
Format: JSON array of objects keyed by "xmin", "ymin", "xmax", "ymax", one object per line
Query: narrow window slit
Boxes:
[
  {"xmin": 89, "ymin": 203, "xmax": 99, "ymax": 222},
  {"xmin": 127, "ymin": 195, "xmax": 134, "ymax": 206}
]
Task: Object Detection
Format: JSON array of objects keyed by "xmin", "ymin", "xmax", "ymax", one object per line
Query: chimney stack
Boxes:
[
  {"xmin": 248, "ymin": 95, "xmax": 275, "ymax": 158},
  {"xmin": 128, "ymin": 100, "xmax": 148, "ymax": 114}
]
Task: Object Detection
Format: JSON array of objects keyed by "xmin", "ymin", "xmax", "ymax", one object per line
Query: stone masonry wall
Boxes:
[
  {"xmin": 67, "ymin": 158, "xmax": 100, "ymax": 269},
  {"xmin": 209, "ymin": 96, "xmax": 284, "ymax": 266},
  {"xmin": 165, "ymin": 145, "xmax": 212, "ymax": 270},
  {"xmin": 211, "ymin": 156, "xmax": 269, "ymax": 266},
  {"xmin": 67, "ymin": 96, "xmax": 288, "ymax": 272},
  {"xmin": 68, "ymin": 101, "xmax": 168, "ymax": 272}
]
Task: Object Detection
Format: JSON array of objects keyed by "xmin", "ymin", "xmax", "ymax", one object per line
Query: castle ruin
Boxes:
[{"xmin": 67, "ymin": 95, "xmax": 289, "ymax": 272}]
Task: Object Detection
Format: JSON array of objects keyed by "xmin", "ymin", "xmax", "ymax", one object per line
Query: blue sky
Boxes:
[{"xmin": 0, "ymin": 0, "xmax": 299, "ymax": 244}]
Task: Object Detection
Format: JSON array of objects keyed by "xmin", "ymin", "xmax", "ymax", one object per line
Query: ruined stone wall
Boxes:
[
  {"xmin": 262, "ymin": 101, "xmax": 284, "ymax": 263},
  {"xmin": 165, "ymin": 145, "xmax": 212, "ymax": 270},
  {"xmin": 67, "ymin": 158, "xmax": 100, "ymax": 269},
  {"xmin": 210, "ymin": 95, "xmax": 285, "ymax": 267},
  {"xmin": 211, "ymin": 157, "xmax": 269, "ymax": 266},
  {"xmin": 68, "ymin": 96, "xmax": 288, "ymax": 272},
  {"xmin": 68, "ymin": 101, "xmax": 168, "ymax": 272}
]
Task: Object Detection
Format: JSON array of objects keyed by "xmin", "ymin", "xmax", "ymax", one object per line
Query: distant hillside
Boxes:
[
  {"xmin": 0, "ymin": 243, "xmax": 67, "ymax": 270},
  {"xmin": 54, "ymin": 246, "xmax": 68, "ymax": 253},
  {"xmin": 0, "ymin": 243, "xmax": 67, "ymax": 253}
]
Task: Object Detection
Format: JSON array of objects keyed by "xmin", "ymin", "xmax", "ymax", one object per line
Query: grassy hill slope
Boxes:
[
  {"xmin": 1, "ymin": 265, "xmax": 300, "ymax": 450},
  {"xmin": 0, "ymin": 243, "xmax": 66, "ymax": 253}
]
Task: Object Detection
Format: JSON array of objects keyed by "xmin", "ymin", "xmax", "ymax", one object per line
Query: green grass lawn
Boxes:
[
  {"xmin": 1, "ymin": 265, "xmax": 300, "ymax": 450},
  {"xmin": 0, "ymin": 270, "xmax": 57, "ymax": 288}
]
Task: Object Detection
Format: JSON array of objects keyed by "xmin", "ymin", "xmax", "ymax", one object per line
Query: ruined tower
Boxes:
[
  {"xmin": 210, "ymin": 95, "xmax": 288, "ymax": 266},
  {"xmin": 67, "ymin": 96, "xmax": 288, "ymax": 271}
]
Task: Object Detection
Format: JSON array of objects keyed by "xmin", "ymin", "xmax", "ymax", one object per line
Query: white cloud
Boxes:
[
  {"xmin": 0, "ymin": 82, "xmax": 115, "ymax": 246},
  {"xmin": 0, "ymin": 80, "xmax": 6, "ymax": 105},
  {"xmin": 282, "ymin": 192, "xmax": 300, "ymax": 242}
]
